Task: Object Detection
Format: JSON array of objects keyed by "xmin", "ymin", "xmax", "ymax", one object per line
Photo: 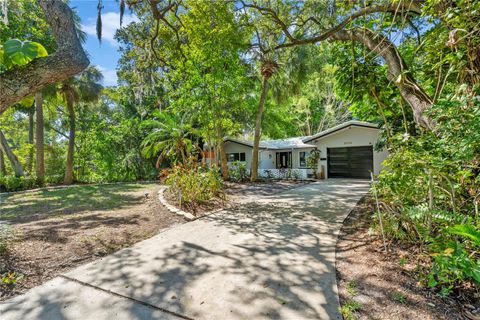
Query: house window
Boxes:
[
  {"xmin": 299, "ymin": 152, "xmax": 306, "ymax": 167},
  {"xmin": 227, "ymin": 152, "xmax": 246, "ymax": 162}
]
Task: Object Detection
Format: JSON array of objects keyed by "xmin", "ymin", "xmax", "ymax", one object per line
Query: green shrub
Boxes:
[
  {"xmin": 373, "ymin": 87, "xmax": 480, "ymax": 294},
  {"xmin": 166, "ymin": 164, "xmax": 224, "ymax": 211},
  {"xmin": 44, "ymin": 174, "xmax": 65, "ymax": 185},
  {"xmin": 426, "ymin": 239, "xmax": 480, "ymax": 295},
  {"xmin": 229, "ymin": 161, "xmax": 248, "ymax": 182},
  {"xmin": 0, "ymin": 175, "xmax": 38, "ymax": 192}
]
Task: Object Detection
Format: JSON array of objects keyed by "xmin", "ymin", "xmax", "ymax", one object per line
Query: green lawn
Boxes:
[{"xmin": 0, "ymin": 183, "xmax": 159, "ymax": 221}]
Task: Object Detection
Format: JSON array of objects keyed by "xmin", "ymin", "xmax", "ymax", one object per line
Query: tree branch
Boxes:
[
  {"xmin": 331, "ymin": 28, "xmax": 434, "ymax": 129},
  {"xmin": 0, "ymin": 0, "xmax": 89, "ymax": 115},
  {"xmin": 270, "ymin": 1, "xmax": 421, "ymax": 50}
]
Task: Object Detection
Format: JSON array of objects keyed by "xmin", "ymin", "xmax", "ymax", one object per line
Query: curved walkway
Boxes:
[{"xmin": 0, "ymin": 179, "xmax": 370, "ymax": 320}]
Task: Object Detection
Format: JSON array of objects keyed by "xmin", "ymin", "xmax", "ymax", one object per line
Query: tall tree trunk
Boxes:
[
  {"xmin": 64, "ymin": 93, "xmax": 75, "ymax": 185},
  {"xmin": 331, "ymin": 28, "xmax": 434, "ymax": 129},
  {"xmin": 0, "ymin": 129, "xmax": 24, "ymax": 177},
  {"xmin": 26, "ymin": 106, "xmax": 35, "ymax": 174},
  {"xmin": 35, "ymin": 92, "xmax": 45, "ymax": 184},
  {"xmin": 216, "ymin": 127, "xmax": 229, "ymax": 180},
  {"xmin": 251, "ymin": 76, "xmax": 269, "ymax": 182},
  {"xmin": 0, "ymin": 150, "xmax": 6, "ymax": 176}
]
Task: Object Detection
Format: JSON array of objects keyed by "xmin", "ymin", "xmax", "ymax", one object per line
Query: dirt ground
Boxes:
[
  {"xmin": 336, "ymin": 196, "xmax": 478, "ymax": 320},
  {"xmin": 165, "ymin": 180, "xmax": 312, "ymax": 215},
  {"xmin": 0, "ymin": 183, "xmax": 184, "ymax": 301}
]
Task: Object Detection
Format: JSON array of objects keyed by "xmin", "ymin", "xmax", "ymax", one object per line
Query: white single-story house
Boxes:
[{"xmin": 221, "ymin": 120, "xmax": 388, "ymax": 179}]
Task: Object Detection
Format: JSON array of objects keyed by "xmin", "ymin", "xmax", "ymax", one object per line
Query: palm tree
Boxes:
[
  {"xmin": 251, "ymin": 57, "xmax": 278, "ymax": 182},
  {"xmin": 141, "ymin": 111, "xmax": 194, "ymax": 167},
  {"xmin": 61, "ymin": 66, "xmax": 103, "ymax": 184}
]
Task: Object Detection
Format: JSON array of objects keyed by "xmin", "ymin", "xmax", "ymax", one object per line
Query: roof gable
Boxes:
[
  {"xmin": 302, "ymin": 120, "xmax": 379, "ymax": 143},
  {"xmin": 224, "ymin": 121, "xmax": 379, "ymax": 149}
]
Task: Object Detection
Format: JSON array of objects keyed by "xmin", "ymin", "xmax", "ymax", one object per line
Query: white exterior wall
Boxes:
[
  {"xmin": 223, "ymin": 142, "xmax": 253, "ymax": 170},
  {"xmin": 309, "ymin": 126, "xmax": 388, "ymax": 178},
  {"xmin": 259, "ymin": 150, "xmax": 276, "ymax": 169},
  {"xmin": 266, "ymin": 148, "xmax": 314, "ymax": 169},
  {"xmin": 293, "ymin": 148, "xmax": 313, "ymax": 169}
]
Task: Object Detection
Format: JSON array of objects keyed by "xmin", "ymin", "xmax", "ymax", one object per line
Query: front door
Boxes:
[{"xmin": 276, "ymin": 152, "xmax": 292, "ymax": 169}]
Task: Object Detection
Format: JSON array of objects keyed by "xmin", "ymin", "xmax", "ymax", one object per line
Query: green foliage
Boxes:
[
  {"xmin": 391, "ymin": 291, "xmax": 407, "ymax": 304},
  {"xmin": 1, "ymin": 272, "xmax": 22, "ymax": 287},
  {"xmin": 76, "ymin": 101, "xmax": 157, "ymax": 183},
  {"xmin": 306, "ymin": 150, "xmax": 320, "ymax": 169},
  {"xmin": 0, "ymin": 39, "xmax": 47, "ymax": 67},
  {"xmin": 447, "ymin": 225, "xmax": 480, "ymax": 246},
  {"xmin": 141, "ymin": 111, "xmax": 195, "ymax": 166},
  {"xmin": 426, "ymin": 240, "xmax": 480, "ymax": 294},
  {"xmin": 340, "ymin": 299, "xmax": 361, "ymax": 320},
  {"xmin": 346, "ymin": 281, "xmax": 358, "ymax": 297},
  {"xmin": 306, "ymin": 149, "xmax": 321, "ymax": 178},
  {"xmin": 375, "ymin": 86, "xmax": 480, "ymax": 292},
  {"xmin": 166, "ymin": 163, "xmax": 224, "ymax": 211},
  {"xmin": 0, "ymin": 175, "xmax": 38, "ymax": 192},
  {"xmin": 229, "ymin": 161, "xmax": 248, "ymax": 182}
]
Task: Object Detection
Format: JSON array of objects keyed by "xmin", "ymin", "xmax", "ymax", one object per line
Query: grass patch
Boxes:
[
  {"xmin": 391, "ymin": 291, "xmax": 407, "ymax": 303},
  {"xmin": 346, "ymin": 281, "xmax": 358, "ymax": 296},
  {"xmin": 341, "ymin": 299, "xmax": 362, "ymax": 320},
  {"xmin": 0, "ymin": 183, "xmax": 158, "ymax": 221},
  {"xmin": 0, "ymin": 225, "xmax": 14, "ymax": 255}
]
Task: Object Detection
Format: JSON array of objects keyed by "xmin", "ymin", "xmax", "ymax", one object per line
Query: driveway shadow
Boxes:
[{"xmin": 0, "ymin": 179, "xmax": 369, "ymax": 320}]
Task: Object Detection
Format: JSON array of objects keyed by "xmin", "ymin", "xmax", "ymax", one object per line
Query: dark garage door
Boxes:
[{"xmin": 327, "ymin": 146, "xmax": 373, "ymax": 179}]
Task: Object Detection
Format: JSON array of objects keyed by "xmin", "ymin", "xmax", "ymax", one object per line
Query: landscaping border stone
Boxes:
[{"xmin": 157, "ymin": 187, "xmax": 230, "ymax": 221}]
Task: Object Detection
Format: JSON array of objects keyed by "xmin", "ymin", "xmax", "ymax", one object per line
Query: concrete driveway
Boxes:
[{"xmin": 0, "ymin": 179, "xmax": 370, "ymax": 320}]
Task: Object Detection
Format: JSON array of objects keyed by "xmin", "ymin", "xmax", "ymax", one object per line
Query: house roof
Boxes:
[
  {"xmin": 225, "ymin": 137, "xmax": 316, "ymax": 150},
  {"xmin": 225, "ymin": 120, "xmax": 379, "ymax": 149},
  {"xmin": 261, "ymin": 137, "xmax": 316, "ymax": 149},
  {"xmin": 302, "ymin": 120, "xmax": 379, "ymax": 143}
]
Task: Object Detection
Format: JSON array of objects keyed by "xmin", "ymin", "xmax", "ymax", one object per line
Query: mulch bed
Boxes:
[
  {"xmin": 336, "ymin": 196, "xmax": 479, "ymax": 320},
  {"xmin": 0, "ymin": 186, "xmax": 184, "ymax": 301}
]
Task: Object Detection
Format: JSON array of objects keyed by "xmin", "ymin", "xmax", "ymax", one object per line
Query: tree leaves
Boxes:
[
  {"xmin": 1, "ymin": 39, "xmax": 47, "ymax": 68},
  {"xmin": 447, "ymin": 225, "xmax": 480, "ymax": 246}
]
